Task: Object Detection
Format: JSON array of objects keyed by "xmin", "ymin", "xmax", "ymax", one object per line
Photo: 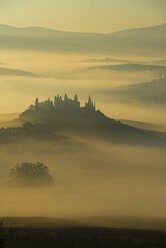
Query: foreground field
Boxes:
[
  {"xmin": 1, "ymin": 217, "xmax": 166, "ymax": 248},
  {"xmin": 3, "ymin": 226, "xmax": 166, "ymax": 248}
]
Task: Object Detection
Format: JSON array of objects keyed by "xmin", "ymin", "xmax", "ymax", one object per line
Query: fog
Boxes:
[
  {"xmin": 0, "ymin": 51, "xmax": 165, "ymax": 125},
  {"xmin": 0, "ymin": 136, "xmax": 166, "ymax": 220},
  {"xmin": 0, "ymin": 49, "xmax": 165, "ymax": 230}
]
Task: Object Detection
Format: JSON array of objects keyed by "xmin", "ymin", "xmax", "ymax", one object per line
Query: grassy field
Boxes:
[
  {"xmin": 1, "ymin": 217, "xmax": 166, "ymax": 247},
  {"xmin": 3, "ymin": 226, "xmax": 166, "ymax": 248}
]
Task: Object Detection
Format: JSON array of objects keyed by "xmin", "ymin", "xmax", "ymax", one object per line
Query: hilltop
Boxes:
[
  {"xmin": 19, "ymin": 94, "xmax": 115, "ymax": 127},
  {"xmin": 0, "ymin": 94, "xmax": 156, "ymax": 147},
  {"xmin": 0, "ymin": 94, "xmax": 165, "ymax": 146}
]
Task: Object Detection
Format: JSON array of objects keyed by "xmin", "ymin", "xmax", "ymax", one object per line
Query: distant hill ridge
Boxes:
[
  {"xmin": 0, "ymin": 23, "xmax": 166, "ymax": 55},
  {"xmin": 0, "ymin": 22, "xmax": 166, "ymax": 35}
]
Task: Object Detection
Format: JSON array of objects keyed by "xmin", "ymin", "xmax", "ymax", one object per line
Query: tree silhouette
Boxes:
[{"xmin": 9, "ymin": 162, "xmax": 53, "ymax": 187}]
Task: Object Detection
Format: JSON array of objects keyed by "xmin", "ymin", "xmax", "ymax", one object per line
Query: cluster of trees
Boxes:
[
  {"xmin": 21, "ymin": 94, "xmax": 96, "ymax": 120},
  {"xmin": 0, "ymin": 123, "xmax": 53, "ymax": 140},
  {"xmin": 9, "ymin": 162, "xmax": 53, "ymax": 187},
  {"xmin": 0, "ymin": 127, "xmax": 20, "ymax": 136}
]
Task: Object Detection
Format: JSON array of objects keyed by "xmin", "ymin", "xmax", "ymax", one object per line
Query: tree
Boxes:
[
  {"xmin": 35, "ymin": 97, "xmax": 39, "ymax": 111},
  {"xmin": 22, "ymin": 122, "xmax": 33, "ymax": 129},
  {"xmin": 74, "ymin": 94, "xmax": 78, "ymax": 103},
  {"xmin": 9, "ymin": 162, "xmax": 53, "ymax": 187}
]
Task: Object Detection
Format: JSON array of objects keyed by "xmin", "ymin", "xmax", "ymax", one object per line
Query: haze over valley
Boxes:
[{"xmin": 0, "ymin": 3, "xmax": 166, "ymax": 245}]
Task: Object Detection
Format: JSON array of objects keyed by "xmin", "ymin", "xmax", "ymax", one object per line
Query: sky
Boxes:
[{"xmin": 0, "ymin": 0, "xmax": 166, "ymax": 33}]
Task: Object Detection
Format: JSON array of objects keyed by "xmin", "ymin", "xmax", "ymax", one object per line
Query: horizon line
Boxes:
[{"xmin": 0, "ymin": 22, "xmax": 166, "ymax": 35}]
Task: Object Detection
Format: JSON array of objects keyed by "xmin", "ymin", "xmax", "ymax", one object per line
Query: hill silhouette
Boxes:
[
  {"xmin": 0, "ymin": 67, "xmax": 40, "ymax": 77},
  {"xmin": 102, "ymin": 77, "xmax": 166, "ymax": 107},
  {"xmin": 0, "ymin": 94, "xmax": 164, "ymax": 146},
  {"xmin": 11, "ymin": 94, "xmax": 165, "ymax": 147},
  {"xmin": 19, "ymin": 94, "xmax": 118, "ymax": 130},
  {"xmin": 86, "ymin": 64, "xmax": 166, "ymax": 74},
  {"xmin": 0, "ymin": 23, "xmax": 166, "ymax": 56}
]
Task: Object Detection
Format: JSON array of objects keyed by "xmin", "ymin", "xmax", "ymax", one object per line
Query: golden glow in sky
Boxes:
[{"xmin": 0, "ymin": 0, "xmax": 166, "ymax": 33}]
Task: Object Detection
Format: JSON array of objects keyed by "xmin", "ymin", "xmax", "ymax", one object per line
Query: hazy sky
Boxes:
[{"xmin": 0, "ymin": 0, "xmax": 166, "ymax": 33}]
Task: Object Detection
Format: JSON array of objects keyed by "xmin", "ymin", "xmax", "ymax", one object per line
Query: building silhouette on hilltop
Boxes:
[
  {"xmin": 33, "ymin": 94, "xmax": 96, "ymax": 112},
  {"xmin": 20, "ymin": 94, "xmax": 97, "ymax": 122}
]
